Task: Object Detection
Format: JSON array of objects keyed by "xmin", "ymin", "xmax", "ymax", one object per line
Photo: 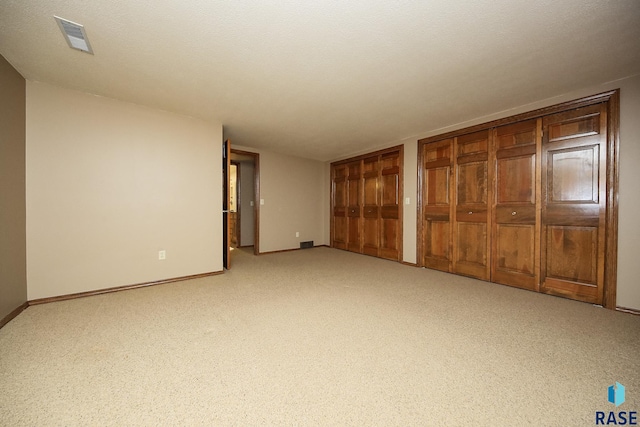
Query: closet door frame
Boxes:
[{"xmin": 417, "ymin": 90, "xmax": 620, "ymax": 309}]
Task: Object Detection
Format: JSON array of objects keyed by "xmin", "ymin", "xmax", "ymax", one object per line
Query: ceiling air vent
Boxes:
[{"xmin": 54, "ymin": 16, "xmax": 93, "ymax": 54}]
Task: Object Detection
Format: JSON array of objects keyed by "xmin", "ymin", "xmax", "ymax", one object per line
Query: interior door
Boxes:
[
  {"xmin": 422, "ymin": 139, "xmax": 454, "ymax": 272},
  {"xmin": 540, "ymin": 103, "xmax": 607, "ymax": 304},
  {"xmin": 491, "ymin": 119, "xmax": 540, "ymax": 290},
  {"xmin": 229, "ymin": 162, "xmax": 240, "ymax": 248},
  {"xmin": 453, "ymin": 130, "xmax": 491, "ymax": 280},
  {"xmin": 379, "ymin": 151, "xmax": 401, "ymax": 261},
  {"xmin": 223, "ymin": 139, "xmax": 231, "ymax": 269}
]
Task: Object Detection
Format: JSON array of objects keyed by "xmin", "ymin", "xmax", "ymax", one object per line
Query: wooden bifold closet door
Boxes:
[
  {"xmin": 491, "ymin": 119, "xmax": 540, "ymax": 291},
  {"xmin": 330, "ymin": 146, "xmax": 403, "ymax": 262},
  {"xmin": 379, "ymin": 151, "xmax": 401, "ymax": 260},
  {"xmin": 362, "ymin": 156, "xmax": 380, "ymax": 256},
  {"xmin": 453, "ymin": 130, "xmax": 491, "ymax": 280},
  {"xmin": 421, "ymin": 139, "xmax": 454, "ymax": 272},
  {"xmin": 418, "ymin": 91, "xmax": 618, "ymax": 308},
  {"xmin": 540, "ymin": 103, "xmax": 608, "ymax": 304},
  {"xmin": 421, "ymin": 131, "xmax": 492, "ymax": 281},
  {"xmin": 346, "ymin": 161, "xmax": 362, "ymax": 253},
  {"xmin": 331, "ymin": 163, "xmax": 348, "ymax": 250}
]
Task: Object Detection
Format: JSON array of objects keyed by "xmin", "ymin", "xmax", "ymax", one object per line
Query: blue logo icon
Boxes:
[{"xmin": 608, "ymin": 382, "xmax": 626, "ymax": 407}]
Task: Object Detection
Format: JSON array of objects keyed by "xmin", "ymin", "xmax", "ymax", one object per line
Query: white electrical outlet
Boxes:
[
  {"xmin": 260, "ymin": 199, "xmax": 265, "ymax": 205},
  {"xmin": 158, "ymin": 250, "xmax": 166, "ymax": 260},
  {"xmin": 296, "ymin": 232, "xmax": 300, "ymax": 237},
  {"xmin": 406, "ymin": 197, "xmax": 411, "ymax": 205},
  {"xmin": 250, "ymin": 201, "xmax": 254, "ymax": 206}
]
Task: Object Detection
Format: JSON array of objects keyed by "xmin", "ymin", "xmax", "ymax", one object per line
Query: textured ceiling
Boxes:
[{"xmin": 1, "ymin": 0, "xmax": 639, "ymax": 161}]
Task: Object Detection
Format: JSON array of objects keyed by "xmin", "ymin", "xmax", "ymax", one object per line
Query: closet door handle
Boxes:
[
  {"xmin": 512, "ymin": 211, "xmax": 517, "ymax": 216},
  {"xmin": 468, "ymin": 211, "xmax": 473, "ymax": 215}
]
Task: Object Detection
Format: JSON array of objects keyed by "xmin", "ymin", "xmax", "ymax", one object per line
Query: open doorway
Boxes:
[
  {"xmin": 229, "ymin": 162, "xmax": 239, "ymax": 249},
  {"xmin": 230, "ymin": 149, "xmax": 259, "ymax": 256}
]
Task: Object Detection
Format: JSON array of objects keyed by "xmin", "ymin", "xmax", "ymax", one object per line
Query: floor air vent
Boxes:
[{"xmin": 300, "ymin": 241, "xmax": 314, "ymax": 249}]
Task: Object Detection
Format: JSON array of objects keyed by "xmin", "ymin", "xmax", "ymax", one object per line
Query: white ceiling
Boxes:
[{"xmin": 1, "ymin": 0, "xmax": 639, "ymax": 161}]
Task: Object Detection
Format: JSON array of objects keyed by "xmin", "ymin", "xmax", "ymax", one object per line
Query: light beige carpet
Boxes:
[{"xmin": 1, "ymin": 247, "xmax": 639, "ymax": 426}]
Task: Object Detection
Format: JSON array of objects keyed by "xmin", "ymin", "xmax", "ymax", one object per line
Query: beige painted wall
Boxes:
[
  {"xmin": 26, "ymin": 82, "xmax": 222, "ymax": 300},
  {"xmin": 326, "ymin": 74, "xmax": 640, "ymax": 311},
  {"xmin": 323, "ymin": 162, "xmax": 331, "ymax": 247},
  {"xmin": 233, "ymin": 144, "xmax": 326, "ymax": 252},
  {"xmin": 0, "ymin": 55, "xmax": 27, "ymax": 319},
  {"xmin": 239, "ymin": 161, "xmax": 255, "ymax": 247},
  {"xmin": 614, "ymin": 75, "xmax": 640, "ymax": 311},
  {"xmin": 402, "ymin": 141, "xmax": 418, "ymax": 265}
]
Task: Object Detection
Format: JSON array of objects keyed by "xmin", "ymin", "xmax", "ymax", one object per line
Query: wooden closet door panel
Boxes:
[
  {"xmin": 457, "ymin": 161, "xmax": 487, "ymax": 205},
  {"xmin": 456, "ymin": 222, "xmax": 487, "ymax": 265},
  {"xmin": 496, "ymin": 155, "xmax": 534, "ymax": 204},
  {"xmin": 422, "ymin": 139, "xmax": 453, "ymax": 271},
  {"xmin": 424, "ymin": 219, "xmax": 450, "ymax": 270},
  {"xmin": 541, "ymin": 103, "xmax": 607, "ymax": 304},
  {"xmin": 332, "ymin": 163, "xmax": 348, "ymax": 249},
  {"xmin": 379, "ymin": 152, "xmax": 400, "ymax": 260},
  {"xmin": 491, "ymin": 119, "xmax": 540, "ymax": 290},
  {"xmin": 454, "ymin": 131, "xmax": 491, "ymax": 280},
  {"xmin": 362, "ymin": 157, "xmax": 379, "ymax": 256},
  {"xmin": 347, "ymin": 160, "xmax": 362, "ymax": 253}
]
